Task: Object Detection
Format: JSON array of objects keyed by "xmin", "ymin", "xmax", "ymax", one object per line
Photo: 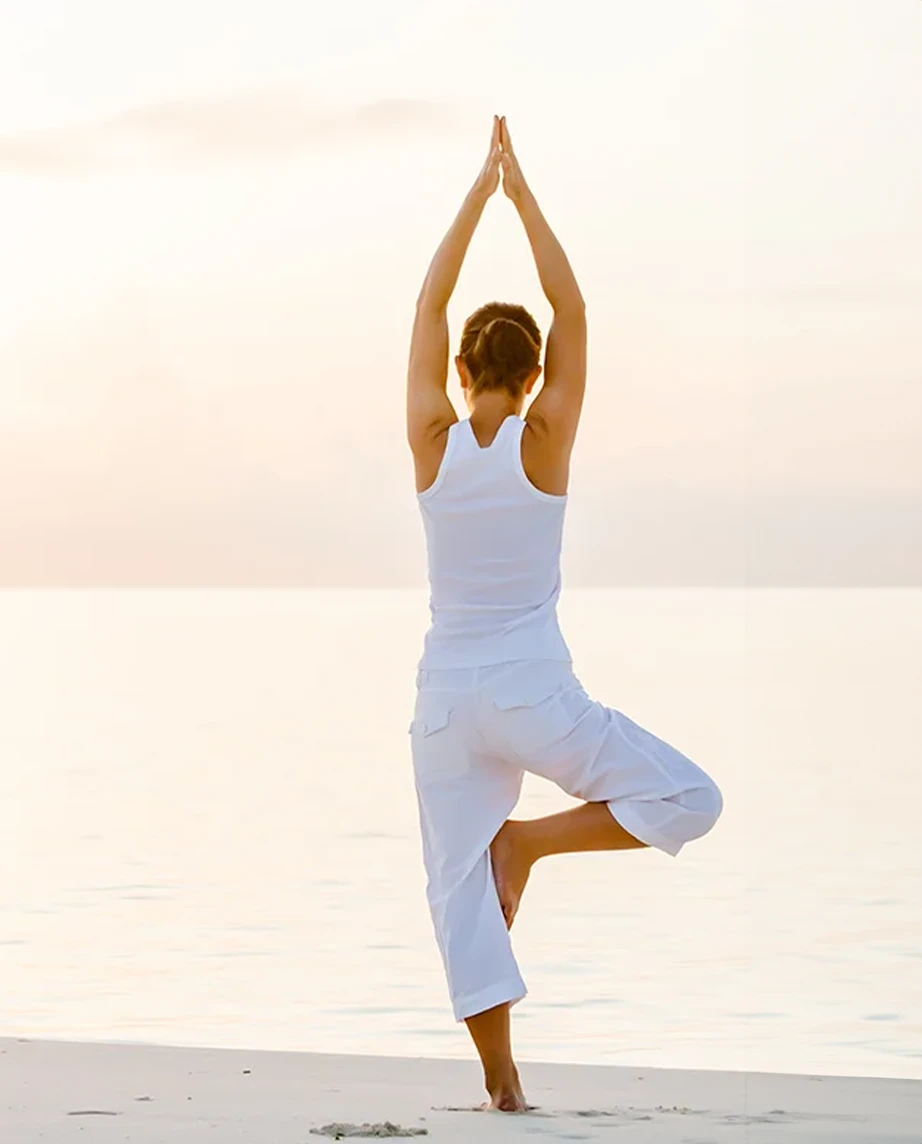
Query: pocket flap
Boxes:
[
  {"xmin": 411, "ymin": 693, "xmax": 453, "ymax": 735},
  {"xmin": 490, "ymin": 664, "xmax": 568, "ymax": 710}
]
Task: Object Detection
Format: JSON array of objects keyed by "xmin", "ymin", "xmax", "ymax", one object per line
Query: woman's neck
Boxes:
[{"xmin": 468, "ymin": 394, "xmax": 523, "ymax": 423}]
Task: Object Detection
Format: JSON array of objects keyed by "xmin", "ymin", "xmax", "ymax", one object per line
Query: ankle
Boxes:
[
  {"xmin": 517, "ymin": 819, "xmax": 544, "ymax": 865},
  {"xmin": 484, "ymin": 1061, "xmax": 518, "ymax": 1090}
]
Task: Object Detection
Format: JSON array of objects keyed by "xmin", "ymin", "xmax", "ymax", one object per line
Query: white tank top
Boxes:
[{"xmin": 417, "ymin": 413, "xmax": 572, "ymax": 669}]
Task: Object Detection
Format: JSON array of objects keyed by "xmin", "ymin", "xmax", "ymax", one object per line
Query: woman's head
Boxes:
[{"xmin": 457, "ymin": 302, "xmax": 542, "ymax": 406}]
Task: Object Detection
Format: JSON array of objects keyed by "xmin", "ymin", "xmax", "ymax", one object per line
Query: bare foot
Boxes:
[
  {"xmin": 483, "ymin": 1067, "xmax": 528, "ymax": 1112},
  {"xmin": 489, "ymin": 819, "xmax": 535, "ymax": 929}
]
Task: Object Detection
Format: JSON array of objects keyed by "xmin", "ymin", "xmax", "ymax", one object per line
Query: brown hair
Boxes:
[{"xmin": 459, "ymin": 302, "xmax": 542, "ymax": 397}]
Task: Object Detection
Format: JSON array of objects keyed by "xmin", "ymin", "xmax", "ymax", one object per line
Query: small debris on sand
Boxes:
[{"xmin": 310, "ymin": 1123, "xmax": 428, "ymax": 1139}]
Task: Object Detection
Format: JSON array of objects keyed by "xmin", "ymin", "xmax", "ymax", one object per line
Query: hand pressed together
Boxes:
[{"xmin": 474, "ymin": 115, "xmax": 528, "ymax": 204}]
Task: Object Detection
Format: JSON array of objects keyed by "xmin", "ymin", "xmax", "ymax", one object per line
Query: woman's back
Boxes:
[{"xmin": 417, "ymin": 413, "xmax": 571, "ymax": 669}]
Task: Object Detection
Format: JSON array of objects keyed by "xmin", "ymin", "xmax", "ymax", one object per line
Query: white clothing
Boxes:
[
  {"xmin": 417, "ymin": 415, "xmax": 571, "ymax": 669},
  {"xmin": 410, "ymin": 411, "xmax": 723, "ymax": 1022},
  {"xmin": 410, "ymin": 660, "xmax": 724, "ymax": 1021}
]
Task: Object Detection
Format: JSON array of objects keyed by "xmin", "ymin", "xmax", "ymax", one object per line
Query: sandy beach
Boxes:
[{"xmin": 2, "ymin": 1037, "xmax": 919, "ymax": 1142}]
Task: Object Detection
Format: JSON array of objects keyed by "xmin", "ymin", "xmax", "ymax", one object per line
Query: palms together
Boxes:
[{"xmin": 476, "ymin": 115, "xmax": 527, "ymax": 203}]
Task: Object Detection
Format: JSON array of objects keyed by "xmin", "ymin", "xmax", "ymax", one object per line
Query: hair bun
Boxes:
[
  {"xmin": 473, "ymin": 318, "xmax": 537, "ymax": 370},
  {"xmin": 458, "ymin": 302, "xmax": 542, "ymax": 396}
]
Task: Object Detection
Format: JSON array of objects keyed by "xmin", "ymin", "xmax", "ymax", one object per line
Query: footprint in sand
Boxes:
[{"xmin": 573, "ymin": 1107, "xmax": 654, "ymax": 1121}]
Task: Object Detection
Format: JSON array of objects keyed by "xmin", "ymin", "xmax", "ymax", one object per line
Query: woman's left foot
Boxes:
[
  {"xmin": 483, "ymin": 1066, "xmax": 528, "ymax": 1111},
  {"xmin": 489, "ymin": 819, "xmax": 535, "ymax": 929}
]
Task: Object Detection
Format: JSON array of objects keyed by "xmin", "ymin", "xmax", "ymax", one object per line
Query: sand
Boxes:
[{"xmin": 1, "ymin": 1036, "xmax": 919, "ymax": 1142}]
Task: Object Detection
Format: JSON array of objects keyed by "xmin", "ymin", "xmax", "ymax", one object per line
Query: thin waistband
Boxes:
[{"xmin": 416, "ymin": 658, "xmax": 573, "ymax": 690}]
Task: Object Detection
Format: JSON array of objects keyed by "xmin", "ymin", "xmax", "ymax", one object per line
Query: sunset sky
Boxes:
[{"xmin": 1, "ymin": 0, "xmax": 920, "ymax": 585}]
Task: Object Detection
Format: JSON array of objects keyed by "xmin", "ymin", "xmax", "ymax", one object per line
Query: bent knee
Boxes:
[{"xmin": 679, "ymin": 780, "xmax": 723, "ymax": 839}]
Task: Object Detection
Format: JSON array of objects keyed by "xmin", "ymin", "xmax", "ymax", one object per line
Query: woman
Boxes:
[{"xmin": 405, "ymin": 115, "xmax": 723, "ymax": 1112}]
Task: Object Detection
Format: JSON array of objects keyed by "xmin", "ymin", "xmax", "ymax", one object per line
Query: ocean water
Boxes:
[{"xmin": 1, "ymin": 588, "xmax": 919, "ymax": 1080}]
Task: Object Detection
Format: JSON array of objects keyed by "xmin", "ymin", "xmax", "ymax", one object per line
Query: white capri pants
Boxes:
[{"xmin": 409, "ymin": 659, "xmax": 723, "ymax": 1022}]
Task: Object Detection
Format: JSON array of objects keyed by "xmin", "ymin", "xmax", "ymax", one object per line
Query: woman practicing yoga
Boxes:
[{"xmin": 406, "ymin": 116, "xmax": 723, "ymax": 1112}]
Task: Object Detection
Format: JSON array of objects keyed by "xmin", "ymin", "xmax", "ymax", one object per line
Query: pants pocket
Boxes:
[
  {"xmin": 411, "ymin": 690, "xmax": 468, "ymax": 783},
  {"xmin": 410, "ymin": 690, "xmax": 453, "ymax": 736},
  {"xmin": 485, "ymin": 663, "xmax": 586, "ymax": 761}
]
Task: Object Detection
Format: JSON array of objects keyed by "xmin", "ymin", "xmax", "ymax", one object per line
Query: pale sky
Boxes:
[{"xmin": 1, "ymin": 0, "xmax": 920, "ymax": 585}]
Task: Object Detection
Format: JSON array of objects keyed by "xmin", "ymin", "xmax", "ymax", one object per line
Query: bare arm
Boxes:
[
  {"xmin": 406, "ymin": 117, "xmax": 502, "ymax": 455},
  {"xmin": 500, "ymin": 118, "xmax": 587, "ymax": 444}
]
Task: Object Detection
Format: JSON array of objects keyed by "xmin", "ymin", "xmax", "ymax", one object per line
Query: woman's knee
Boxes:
[
  {"xmin": 679, "ymin": 780, "xmax": 723, "ymax": 839},
  {"xmin": 677, "ymin": 777, "xmax": 727, "ymax": 841}
]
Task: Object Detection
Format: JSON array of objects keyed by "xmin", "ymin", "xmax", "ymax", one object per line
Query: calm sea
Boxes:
[{"xmin": 1, "ymin": 589, "xmax": 919, "ymax": 1079}]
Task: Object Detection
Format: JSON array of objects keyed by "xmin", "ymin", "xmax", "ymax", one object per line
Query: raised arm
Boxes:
[
  {"xmin": 406, "ymin": 116, "xmax": 502, "ymax": 464},
  {"xmin": 500, "ymin": 118, "xmax": 587, "ymax": 446}
]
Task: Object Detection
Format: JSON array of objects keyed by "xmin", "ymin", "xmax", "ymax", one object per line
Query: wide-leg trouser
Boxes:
[{"xmin": 409, "ymin": 660, "xmax": 724, "ymax": 1022}]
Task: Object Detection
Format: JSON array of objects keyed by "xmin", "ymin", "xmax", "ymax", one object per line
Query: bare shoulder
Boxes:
[{"xmin": 521, "ymin": 404, "xmax": 575, "ymax": 497}]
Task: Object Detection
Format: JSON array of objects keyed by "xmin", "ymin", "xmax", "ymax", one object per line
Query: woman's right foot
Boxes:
[{"xmin": 489, "ymin": 819, "xmax": 536, "ymax": 929}]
